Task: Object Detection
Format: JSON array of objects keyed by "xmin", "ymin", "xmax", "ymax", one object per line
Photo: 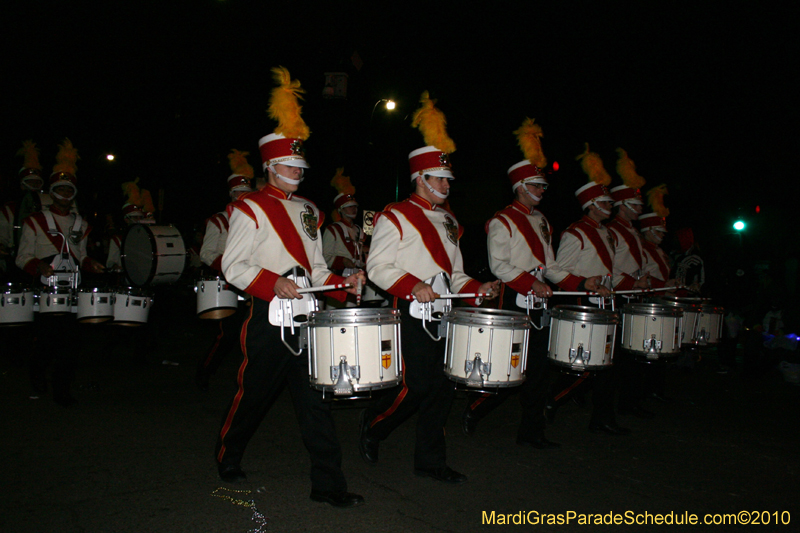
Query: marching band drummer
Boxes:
[
  {"xmin": 322, "ymin": 168, "xmax": 373, "ymax": 308},
  {"xmin": 607, "ymin": 149, "xmax": 658, "ymax": 420},
  {"xmin": 462, "ymin": 119, "xmax": 607, "ymax": 449},
  {"xmin": 214, "ymin": 67, "xmax": 365, "ymax": 509},
  {"xmin": 15, "ymin": 139, "xmax": 104, "ymax": 406},
  {"xmin": 194, "ymin": 150, "xmax": 253, "ymax": 391},
  {"xmin": 106, "ymin": 202, "xmax": 146, "ymax": 273},
  {"xmin": 359, "ymin": 92, "xmax": 499, "ymax": 484},
  {"xmin": 548, "ymin": 144, "xmax": 640, "ymax": 436},
  {"xmin": 639, "ymin": 186, "xmax": 675, "ymax": 288}
]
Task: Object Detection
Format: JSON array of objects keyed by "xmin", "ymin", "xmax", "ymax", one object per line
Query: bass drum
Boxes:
[{"xmin": 122, "ymin": 224, "xmax": 186, "ymax": 287}]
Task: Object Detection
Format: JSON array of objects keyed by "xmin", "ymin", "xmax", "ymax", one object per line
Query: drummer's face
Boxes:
[
  {"xmin": 645, "ymin": 229, "xmax": 664, "ymax": 244},
  {"xmin": 269, "ymin": 164, "xmax": 302, "ymax": 194}
]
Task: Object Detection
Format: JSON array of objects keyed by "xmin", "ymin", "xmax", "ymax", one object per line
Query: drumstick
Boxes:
[
  {"xmin": 295, "ymin": 283, "xmax": 353, "ymax": 294},
  {"xmin": 406, "ymin": 293, "xmax": 490, "ymax": 300},
  {"xmin": 356, "ymin": 276, "xmax": 362, "ymax": 306},
  {"xmin": 547, "ymin": 286, "xmax": 684, "ymax": 297}
]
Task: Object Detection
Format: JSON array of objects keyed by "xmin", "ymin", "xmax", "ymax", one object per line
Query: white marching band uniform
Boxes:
[
  {"xmin": 222, "ymin": 185, "xmax": 346, "ymax": 300},
  {"xmin": 323, "ymin": 219, "xmax": 364, "ymax": 273},
  {"xmin": 16, "ymin": 206, "xmax": 90, "ymax": 280},
  {"xmin": 366, "ymin": 194, "xmax": 482, "ymax": 300},
  {"xmin": 554, "ymin": 215, "xmax": 617, "ymax": 291},
  {"xmin": 201, "ymin": 211, "xmax": 229, "ymax": 272},
  {"xmin": 608, "ymin": 216, "xmax": 646, "ymax": 290}
]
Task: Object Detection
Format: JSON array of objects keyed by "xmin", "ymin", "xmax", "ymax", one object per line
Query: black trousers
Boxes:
[
  {"xmin": 215, "ymin": 298, "xmax": 347, "ymax": 493},
  {"xmin": 464, "ymin": 289, "xmax": 551, "ymax": 440},
  {"xmin": 362, "ymin": 299, "xmax": 455, "ymax": 470},
  {"xmin": 31, "ymin": 312, "xmax": 81, "ymax": 397},
  {"xmin": 198, "ymin": 305, "xmax": 247, "ymax": 376}
]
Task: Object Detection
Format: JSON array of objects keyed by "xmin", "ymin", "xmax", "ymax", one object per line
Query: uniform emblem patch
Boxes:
[
  {"xmin": 540, "ymin": 220, "xmax": 550, "ymax": 246},
  {"xmin": 511, "ymin": 354, "xmax": 520, "ymax": 368},
  {"xmin": 301, "ymin": 205, "xmax": 318, "ymax": 240},
  {"xmin": 443, "ymin": 215, "xmax": 458, "ymax": 245},
  {"xmin": 382, "ymin": 353, "xmax": 391, "ymax": 369}
]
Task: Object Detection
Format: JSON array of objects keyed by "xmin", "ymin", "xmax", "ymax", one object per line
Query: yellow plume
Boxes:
[
  {"xmin": 122, "ymin": 178, "xmax": 143, "ymax": 206},
  {"xmin": 575, "ymin": 143, "xmax": 611, "ymax": 186},
  {"xmin": 268, "ymin": 66, "xmax": 310, "ymax": 140},
  {"xmin": 330, "ymin": 167, "xmax": 355, "ymax": 196},
  {"xmin": 17, "ymin": 140, "xmax": 42, "ymax": 170},
  {"xmin": 140, "ymin": 189, "xmax": 155, "ymax": 215},
  {"xmin": 411, "ymin": 91, "xmax": 456, "ymax": 154},
  {"xmin": 513, "ymin": 118, "xmax": 547, "ymax": 168},
  {"xmin": 615, "ymin": 148, "xmax": 645, "ymax": 189},
  {"xmin": 647, "ymin": 184, "xmax": 669, "ymax": 217},
  {"xmin": 228, "ymin": 149, "xmax": 254, "ymax": 178},
  {"xmin": 52, "ymin": 138, "xmax": 79, "ymax": 176}
]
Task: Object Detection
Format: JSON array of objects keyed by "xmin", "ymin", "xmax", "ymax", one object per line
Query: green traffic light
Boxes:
[{"xmin": 733, "ymin": 220, "xmax": 746, "ymax": 231}]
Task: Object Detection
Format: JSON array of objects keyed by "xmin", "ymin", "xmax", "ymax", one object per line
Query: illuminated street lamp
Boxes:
[
  {"xmin": 733, "ymin": 220, "xmax": 746, "ymax": 231},
  {"xmin": 106, "ymin": 154, "xmax": 115, "ymax": 161}
]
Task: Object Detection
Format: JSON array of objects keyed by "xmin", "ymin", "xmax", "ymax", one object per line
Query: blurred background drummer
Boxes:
[
  {"xmin": 106, "ymin": 202, "xmax": 147, "ymax": 274},
  {"xmin": 323, "ymin": 168, "xmax": 366, "ymax": 308},
  {"xmin": 547, "ymin": 144, "xmax": 628, "ymax": 436},
  {"xmin": 463, "ymin": 118, "xmax": 594, "ymax": 449},
  {"xmin": 15, "ymin": 138, "xmax": 104, "ymax": 406},
  {"xmin": 195, "ymin": 149, "xmax": 253, "ymax": 391}
]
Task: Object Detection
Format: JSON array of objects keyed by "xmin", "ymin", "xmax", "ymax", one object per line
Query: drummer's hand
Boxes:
[
  {"xmin": 633, "ymin": 274, "xmax": 651, "ymax": 290},
  {"xmin": 37, "ymin": 261, "xmax": 54, "ymax": 277},
  {"xmin": 411, "ymin": 282, "xmax": 437, "ymax": 303},
  {"xmin": 531, "ymin": 279, "xmax": 552, "ymax": 298},
  {"xmin": 585, "ymin": 275, "xmax": 611, "ymax": 296},
  {"xmin": 479, "ymin": 280, "xmax": 501, "ymax": 300},
  {"xmin": 274, "ymin": 276, "xmax": 302, "ymax": 300},
  {"xmin": 343, "ymin": 270, "xmax": 366, "ymax": 295},
  {"xmin": 87, "ymin": 259, "xmax": 106, "ymax": 274}
]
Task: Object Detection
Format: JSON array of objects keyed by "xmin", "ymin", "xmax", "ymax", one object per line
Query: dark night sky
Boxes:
[{"xmin": 3, "ymin": 0, "xmax": 798, "ymax": 278}]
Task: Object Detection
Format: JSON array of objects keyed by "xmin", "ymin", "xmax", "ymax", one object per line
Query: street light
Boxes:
[
  {"xmin": 106, "ymin": 154, "xmax": 115, "ymax": 161},
  {"xmin": 733, "ymin": 220, "xmax": 746, "ymax": 231}
]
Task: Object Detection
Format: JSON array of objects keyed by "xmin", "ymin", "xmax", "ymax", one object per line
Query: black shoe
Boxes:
[
  {"xmin": 517, "ymin": 436, "xmax": 561, "ymax": 449},
  {"xmin": 589, "ymin": 423, "xmax": 631, "ymax": 436},
  {"xmin": 310, "ymin": 490, "xmax": 365, "ymax": 508},
  {"xmin": 218, "ymin": 463, "xmax": 247, "ymax": 483},
  {"xmin": 358, "ymin": 410, "xmax": 379, "ymax": 465},
  {"xmin": 414, "ymin": 466, "xmax": 468, "ymax": 484},
  {"xmin": 618, "ymin": 406, "xmax": 656, "ymax": 419},
  {"xmin": 461, "ymin": 409, "xmax": 479, "ymax": 436}
]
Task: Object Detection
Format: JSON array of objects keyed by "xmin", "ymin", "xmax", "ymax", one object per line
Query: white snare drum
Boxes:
[
  {"xmin": 196, "ymin": 278, "xmax": 238, "ymax": 319},
  {"xmin": 112, "ymin": 288, "xmax": 153, "ymax": 326},
  {"xmin": 38, "ymin": 287, "xmax": 74, "ymax": 315},
  {"xmin": 548, "ymin": 305, "xmax": 619, "ymax": 371},
  {"xmin": 308, "ymin": 308, "xmax": 402, "ymax": 397},
  {"xmin": 621, "ymin": 303, "xmax": 684, "ymax": 360},
  {"xmin": 656, "ymin": 297, "xmax": 723, "ymax": 346},
  {"xmin": 76, "ymin": 286, "xmax": 114, "ymax": 324},
  {"xmin": 443, "ymin": 308, "xmax": 531, "ymax": 389},
  {"xmin": 0, "ymin": 284, "xmax": 35, "ymax": 326},
  {"xmin": 122, "ymin": 224, "xmax": 186, "ymax": 286}
]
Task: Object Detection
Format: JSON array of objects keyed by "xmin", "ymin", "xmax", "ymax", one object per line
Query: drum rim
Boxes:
[
  {"xmin": 444, "ymin": 307, "xmax": 532, "ymax": 328},
  {"xmin": 308, "ymin": 307, "xmax": 400, "ymax": 326},
  {"xmin": 622, "ymin": 302, "xmax": 684, "ymax": 317},
  {"xmin": 3, "ymin": 283, "xmax": 34, "ymax": 293},
  {"xmin": 113, "ymin": 286, "xmax": 154, "ymax": 297},
  {"xmin": 550, "ymin": 304, "xmax": 620, "ymax": 324},
  {"xmin": 78, "ymin": 286, "xmax": 112, "ymax": 293}
]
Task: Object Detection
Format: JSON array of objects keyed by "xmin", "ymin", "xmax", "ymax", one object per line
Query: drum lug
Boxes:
[
  {"xmin": 464, "ymin": 354, "xmax": 491, "ymax": 386},
  {"xmin": 643, "ymin": 335, "xmax": 662, "ymax": 354},
  {"xmin": 569, "ymin": 344, "xmax": 590, "ymax": 365},
  {"xmin": 330, "ymin": 356, "xmax": 360, "ymax": 396}
]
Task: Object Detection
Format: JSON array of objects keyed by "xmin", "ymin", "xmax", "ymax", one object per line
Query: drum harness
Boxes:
[{"xmin": 41, "ymin": 209, "xmax": 82, "ymax": 290}]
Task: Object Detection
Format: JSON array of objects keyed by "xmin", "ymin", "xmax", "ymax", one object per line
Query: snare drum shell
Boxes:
[
  {"xmin": 308, "ymin": 308, "xmax": 402, "ymax": 393},
  {"xmin": 547, "ymin": 306, "xmax": 619, "ymax": 370},
  {"xmin": 620, "ymin": 304, "xmax": 683, "ymax": 357},
  {"xmin": 76, "ymin": 288, "xmax": 114, "ymax": 324},
  {"xmin": 196, "ymin": 278, "xmax": 238, "ymax": 319},
  {"xmin": 443, "ymin": 308, "xmax": 531, "ymax": 388},
  {"xmin": 37, "ymin": 288, "xmax": 74, "ymax": 315},
  {"xmin": 0, "ymin": 285, "xmax": 36, "ymax": 326},
  {"xmin": 112, "ymin": 289, "xmax": 153, "ymax": 326}
]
